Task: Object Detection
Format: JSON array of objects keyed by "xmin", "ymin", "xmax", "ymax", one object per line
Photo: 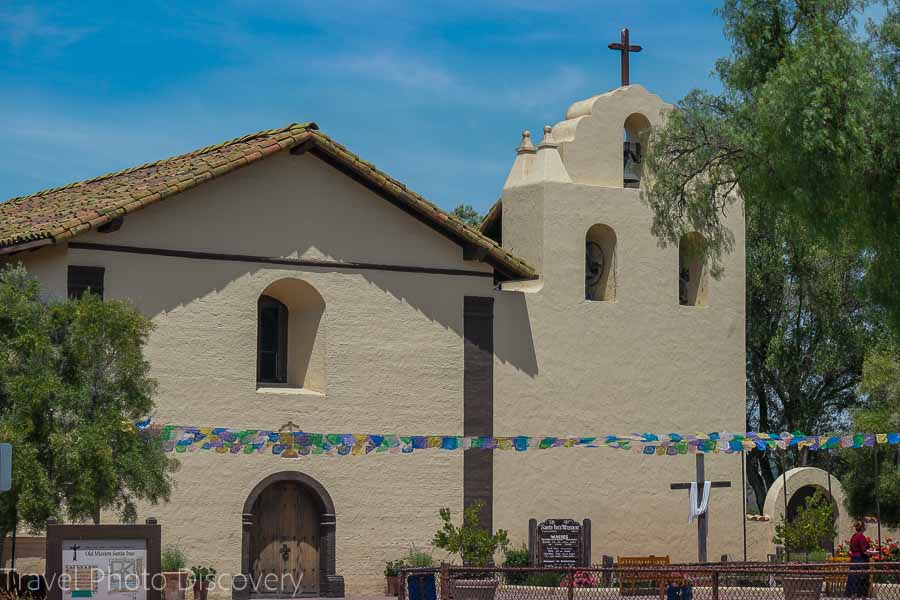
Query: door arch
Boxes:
[{"xmin": 238, "ymin": 472, "xmax": 344, "ymax": 598}]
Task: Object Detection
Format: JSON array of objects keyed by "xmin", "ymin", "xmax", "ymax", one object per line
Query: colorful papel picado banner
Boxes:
[{"xmin": 134, "ymin": 420, "xmax": 900, "ymax": 459}]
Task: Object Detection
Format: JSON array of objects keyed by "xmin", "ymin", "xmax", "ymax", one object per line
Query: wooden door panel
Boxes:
[
  {"xmin": 251, "ymin": 481, "xmax": 320, "ymax": 597},
  {"xmin": 296, "ymin": 493, "xmax": 319, "ymax": 595}
]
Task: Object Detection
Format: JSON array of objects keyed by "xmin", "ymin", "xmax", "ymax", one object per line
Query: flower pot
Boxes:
[
  {"xmin": 449, "ymin": 578, "xmax": 499, "ymax": 600},
  {"xmin": 386, "ymin": 574, "xmax": 400, "ymax": 596},
  {"xmin": 192, "ymin": 581, "xmax": 210, "ymax": 600},
  {"xmin": 164, "ymin": 572, "xmax": 189, "ymax": 600},
  {"xmin": 782, "ymin": 576, "xmax": 823, "ymax": 600},
  {"xmin": 406, "ymin": 573, "xmax": 437, "ymax": 600}
]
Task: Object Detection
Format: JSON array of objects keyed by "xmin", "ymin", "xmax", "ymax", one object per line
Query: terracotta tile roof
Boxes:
[
  {"xmin": 0, "ymin": 123, "xmax": 537, "ymax": 281},
  {"xmin": 480, "ymin": 199, "xmax": 502, "ymax": 240}
]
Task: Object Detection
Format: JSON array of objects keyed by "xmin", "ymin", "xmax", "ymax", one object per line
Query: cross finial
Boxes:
[{"xmin": 608, "ymin": 27, "xmax": 642, "ymax": 87}]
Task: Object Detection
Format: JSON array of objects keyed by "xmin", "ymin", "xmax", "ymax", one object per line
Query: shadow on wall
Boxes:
[
  {"xmin": 58, "ymin": 151, "xmax": 540, "ymax": 377},
  {"xmin": 86, "ymin": 234, "xmax": 539, "ymax": 378}
]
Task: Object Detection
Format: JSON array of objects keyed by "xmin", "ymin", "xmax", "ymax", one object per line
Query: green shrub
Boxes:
[
  {"xmin": 385, "ymin": 560, "xmax": 405, "ymax": 577},
  {"xmin": 502, "ymin": 546, "xmax": 529, "ymax": 585},
  {"xmin": 773, "ymin": 490, "xmax": 836, "ymax": 554},
  {"xmin": 190, "ymin": 566, "xmax": 216, "ymax": 583},
  {"xmin": 809, "ymin": 549, "xmax": 828, "ymax": 562},
  {"xmin": 432, "ymin": 501, "xmax": 509, "ymax": 567},
  {"xmin": 161, "ymin": 545, "xmax": 187, "ymax": 572},
  {"xmin": 524, "ymin": 572, "xmax": 563, "ymax": 587},
  {"xmin": 405, "ymin": 545, "xmax": 435, "ymax": 568}
]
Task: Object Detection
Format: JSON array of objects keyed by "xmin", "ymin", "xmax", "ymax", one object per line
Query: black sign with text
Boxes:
[{"xmin": 537, "ymin": 519, "xmax": 582, "ymax": 568}]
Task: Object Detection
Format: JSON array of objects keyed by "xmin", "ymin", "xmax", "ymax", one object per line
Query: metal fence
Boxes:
[{"xmin": 399, "ymin": 563, "xmax": 900, "ymax": 600}]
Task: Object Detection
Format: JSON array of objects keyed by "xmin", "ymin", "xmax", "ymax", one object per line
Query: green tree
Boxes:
[
  {"xmin": 451, "ymin": 204, "xmax": 482, "ymax": 227},
  {"xmin": 745, "ymin": 206, "xmax": 879, "ymax": 509},
  {"xmin": 773, "ymin": 489, "xmax": 837, "ymax": 554},
  {"xmin": 642, "ymin": 0, "xmax": 900, "ymax": 334},
  {"xmin": 0, "ymin": 266, "xmax": 65, "ymax": 564},
  {"xmin": 0, "ymin": 265, "xmax": 178, "ymax": 554},
  {"xmin": 840, "ymin": 347, "xmax": 900, "ymax": 525},
  {"xmin": 50, "ymin": 292, "xmax": 176, "ymax": 523}
]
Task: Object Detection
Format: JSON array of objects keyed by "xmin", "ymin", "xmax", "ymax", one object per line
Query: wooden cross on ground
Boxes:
[
  {"xmin": 670, "ymin": 454, "xmax": 731, "ymax": 563},
  {"xmin": 607, "ymin": 27, "xmax": 642, "ymax": 86}
]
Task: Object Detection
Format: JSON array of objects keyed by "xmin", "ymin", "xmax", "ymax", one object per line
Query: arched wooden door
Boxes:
[{"xmin": 250, "ymin": 481, "xmax": 320, "ymax": 596}]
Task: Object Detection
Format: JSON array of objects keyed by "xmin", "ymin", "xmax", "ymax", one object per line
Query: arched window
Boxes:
[
  {"xmin": 585, "ymin": 224, "xmax": 617, "ymax": 301},
  {"xmin": 257, "ymin": 279, "xmax": 326, "ymax": 391},
  {"xmin": 679, "ymin": 232, "xmax": 709, "ymax": 306},
  {"xmin": 623, "ymin": 113, "xmax": 651, "ymax": 188},
  {"xmin": 257, "ymin": 295, "xmax": 288, "ymax": 384}
]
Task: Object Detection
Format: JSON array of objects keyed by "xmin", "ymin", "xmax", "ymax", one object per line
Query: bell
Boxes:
[{"xmin": 623, "ymin": 141, "xmax": 642, "ymax": 188}]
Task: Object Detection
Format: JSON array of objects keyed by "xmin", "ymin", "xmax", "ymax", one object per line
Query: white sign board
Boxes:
[{"xmin": 62, "ymin": 539, "xmax": 147, "ymax": 600}]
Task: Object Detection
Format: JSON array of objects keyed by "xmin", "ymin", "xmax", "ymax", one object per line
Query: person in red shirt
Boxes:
[{"xmin": 846, "ymin": 521, "xmax": 874, "ymax": 599}]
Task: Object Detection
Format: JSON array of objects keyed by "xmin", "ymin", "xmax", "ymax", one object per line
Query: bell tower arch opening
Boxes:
[{"xmin": 623, "ymin": 112, "xmax": 651, "ymax": 188}]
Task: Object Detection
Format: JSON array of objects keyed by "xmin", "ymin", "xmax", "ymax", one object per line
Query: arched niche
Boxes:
[
  {"xmin": 622, "ymin": 113, "xmax": 651, "ymax": 188},
  {"xmin": 678, "ymin": 232, "xmax": 709, "ymax": 306},
  {"xmin": 258, "ymin": 278, "xmax": 326, "ymax": 392},
  {"xmin": 585, "ymin": 224, "xmax": 617, "ymax": 301}
]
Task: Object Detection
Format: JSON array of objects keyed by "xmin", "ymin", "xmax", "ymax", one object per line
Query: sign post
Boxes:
[
  {"xmin": 528, "ymin": 518, "xmax": 591, "ymax": 568},
  {"xmin": 46, "ymin": 521, "xmax": 161, "ymax": 600}
]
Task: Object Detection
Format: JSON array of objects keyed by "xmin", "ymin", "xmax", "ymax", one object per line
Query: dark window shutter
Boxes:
[
  {"xmin": 67, "ymin": 266, "xmax": 105, "ymax": 299},
  {"xmin": 257, "ymin": 295, "xmax": 288, "ymax": 384}
]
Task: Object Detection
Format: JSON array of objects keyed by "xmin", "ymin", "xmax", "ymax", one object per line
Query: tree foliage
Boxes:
[
  {"xmin": 432, "ymin": 501, "xmax": 509, "ymax": 567},
  {"xmin": 643, "ymin": 0, "xmax": 900, "ymax": 333},
  {"xmin": 0, "ymin": 265, "xmax": 178, "ymax": 545},
  {"xmin": 743, "ymin": 203, "xmax": 883, "ymax": 509},
  {"xmin": 841, "ymin": 347, "xmax": 900, "ymax": 525},
  {"xmin": 773, "ymin": 489, "xmax": 837, "ymax": 553},
  {"xmin": 451, "ymin": 204, "xmax": 483, "ymax": 227}
]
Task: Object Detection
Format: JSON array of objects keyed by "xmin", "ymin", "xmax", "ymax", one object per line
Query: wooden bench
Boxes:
[
  {"xmin": 825, "ymin": 556, "xmax": 873, "ymax": 596},
  {"xmin": 824, "ymin": 556, "xmax": 850, "ymax": 596},
  {"xmin": 616, "ymin": 556, "xmax": 671, "ymax": 596}
]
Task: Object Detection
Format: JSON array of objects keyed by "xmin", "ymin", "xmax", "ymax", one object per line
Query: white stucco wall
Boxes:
[
  {"xmin": 14, "ymin": 151, "xmax": 497, "ymax": 596},
  {"xmin": 494, "ymin": 85, "xmax": 747, "ymax": 563},
  {"xmin": 8, "ymin": 83, "xmax": 750, "ymax": 595}
]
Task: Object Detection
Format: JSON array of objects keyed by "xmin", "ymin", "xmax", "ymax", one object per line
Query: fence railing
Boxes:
[{"xmin": 398, "ymin": 563, "xmax": 900, "ymax": 600}]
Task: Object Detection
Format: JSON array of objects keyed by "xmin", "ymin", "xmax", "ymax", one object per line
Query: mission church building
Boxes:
[{"xmin": 0, "ymin": 82, "xmax": 746, "ymax": 596}]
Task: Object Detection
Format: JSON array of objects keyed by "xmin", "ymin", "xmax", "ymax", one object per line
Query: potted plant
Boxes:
[
  {"xmin": 189, "ymin": 566, "xmax": 216, "ymax": 600},
  {"xmin": 433, "ymin": 501, "xmax": 509, "ymax": 600},
  {"xmin": 161, "ymin": 546, "xmax": 189, "ymax": 600},
  {"xmin": 384, "ymin": 560, "xmax": 405, "ymax": 596},
  {"xmin": 404, "ymin": 546, "xmax": 436, "ymax": 600}
]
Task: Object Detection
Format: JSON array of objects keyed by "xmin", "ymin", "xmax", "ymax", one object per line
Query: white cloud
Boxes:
[
  {"xmin": 329, "ymin": 51, "xmax": 457, "ymax": 91},
  {"xmin": 0, "ymin": 5, "xmax": 94, "ymax": 51}
]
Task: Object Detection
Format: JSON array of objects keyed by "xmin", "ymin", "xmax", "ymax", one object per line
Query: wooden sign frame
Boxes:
[
  {"xmin": 45, "ymin": 523, "xmax": 161, "ymax": 600},
  {"xmin": 528, "ymin": 518, "xmax": 591, "ymax": 568}
]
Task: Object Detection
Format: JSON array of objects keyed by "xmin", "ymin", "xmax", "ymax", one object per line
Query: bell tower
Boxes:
[
  {"xmin": 499, "ymin": 84, "xmax": 673, "ymax": 294},
  {"xmin": 491, "ymin": 37, "xmax": 747, "ymax": 566}
]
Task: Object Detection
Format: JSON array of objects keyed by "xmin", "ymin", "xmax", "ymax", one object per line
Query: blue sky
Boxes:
[{"xmin": 0, "ymin": 1, "xmax": 735, "ymax": 215}]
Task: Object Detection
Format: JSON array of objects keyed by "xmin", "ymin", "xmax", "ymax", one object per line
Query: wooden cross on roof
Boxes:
[
  {"xmin": 670, "ymin": 454, "xmax": 731, "ymax": 563},
  {"xmin": 608, "ymin": 27, "xmax": 642, "ymax": 87}
]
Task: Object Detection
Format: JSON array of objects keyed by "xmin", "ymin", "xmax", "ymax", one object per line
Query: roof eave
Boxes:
[{"xmin": 0, "ymin": 124, "xmax": 538, "ymax": 281}]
